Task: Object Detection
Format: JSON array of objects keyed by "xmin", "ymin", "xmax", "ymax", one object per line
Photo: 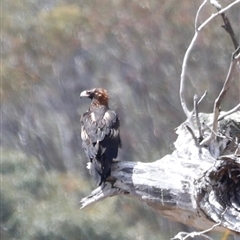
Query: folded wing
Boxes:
[{"xmin": 81, "ymin": 108, "xmax": 121, "ymax": 185}]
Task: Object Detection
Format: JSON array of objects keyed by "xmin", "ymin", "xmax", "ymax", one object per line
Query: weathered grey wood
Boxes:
[{"xmin": 80, "ymin": 111, "xmax": 240, "ymax": 234}]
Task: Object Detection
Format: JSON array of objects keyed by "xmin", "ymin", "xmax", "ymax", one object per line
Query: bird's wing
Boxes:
[
  {"xmin": 81, "ymin": 109, "xmax": 121, "ymax": 159},
  {"xmin": 101, "ymin": 110, "xmax": 121, "ymax": 156},
  {"xmin": 81, "ymin": 111, "xmax": 99, "ymax": 159}
]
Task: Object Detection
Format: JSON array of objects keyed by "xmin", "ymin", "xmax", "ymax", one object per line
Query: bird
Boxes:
[{"xmin": 80, "ymin": 88, "xmax": 121, "ymax": 185}]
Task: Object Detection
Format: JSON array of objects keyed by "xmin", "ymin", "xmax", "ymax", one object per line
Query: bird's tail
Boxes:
[{"xmin": 89, "ymin": 159, "xmax": 111, "ymax": 186}]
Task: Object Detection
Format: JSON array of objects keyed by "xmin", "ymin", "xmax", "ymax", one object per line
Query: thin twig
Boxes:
[
  {"xmin": 234, "ymin": 138, "xmax": 240, "ymax": 155},
  {"xmin": 180, "ymin": 0, "xmax": 208, "ymax": 119},
  {"xmin": 203, "ymin": 123, "xmax": 233, "ymax": 141},
  {"xmin": 195, "ymin": 0, "xmax": 208, "ymax": 29},
  {"xmin": 201, "ymin": 103, "xmax": 240, "ymax": 133},
  {"xmin": 185, "ymin": 124, "xmax": 198, "ymax": 146},
  {"xmin": 179, "ymin": 0, "xmax": 240, "ymax": 119},
  {"xmin": 197, "ymin": 90, "xmax": 208, "ymax": 105},
  {"xmin": 194, "ymin": 94, "xmax": 203, "ymax": 140},
  {"xmin": 172, "ymin": 208, "xmax": 228, "ymax": 240},
  {"xmin": 221, "ymin": 12, "xmax": 239, "ymax": 49},
  {"xmin": 198, "ymin": 0, "xmax": 240, "ymax": 32},
  {"xmin": 210, "ymin": 0, "xmax": 239, "ymax": 49},
  {"xmin": 210, "ymin": 0, "xmax": 221, "ymax": 10},
  {"xmin": 200, "ymin": 47, "xmax": 240, "ymax": 146},
  {"xmin": 218, "ymin": 103, "xmax": 240, "ymax": 121}
]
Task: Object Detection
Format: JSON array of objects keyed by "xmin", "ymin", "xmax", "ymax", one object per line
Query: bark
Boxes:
[{"xmin": 80, "ymin": 111, "xmax": 240, "ymax": 234}]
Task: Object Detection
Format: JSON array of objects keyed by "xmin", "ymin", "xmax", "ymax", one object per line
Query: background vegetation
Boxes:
[{"xmin": 1, "ymin": 0, "xmax": 239, "ymax": 239}]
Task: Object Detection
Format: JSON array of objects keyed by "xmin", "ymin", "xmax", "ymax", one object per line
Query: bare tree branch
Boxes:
[
  {"xmin": 210, "ymin": 0, "xmax": 239, "ymax": 49},
  {"xmin": 171, "ymin": 207, "xmax": 228, "ymax": 240},
  {"xmin": 218, "ymin": 103, "xmax": 240, "ymax": 121},
  {"xmin": 197, "ymin": 90, "xmax": 208, "ymax": 105},
  {"xmin": 180, "ymin": 0, "xmax": 240, "ymax": 119},
  {"xmin": 198, "ymin": 0, "xmax": 240, "ymax": 32},
  {"xmin": 201, "ymin": 103, "xmax": 240, "ymax": 133},
  {"xmin": 194, "ymin": 94, "xmax": 203, "ymax": 141},
  {"xmin": 171, "ymin": 220, "xmax": 222, "ymax": 240},
  {"xmin": 180, "ymin": 0, "xmax": 208, "ymax": 119},
  {"xmin": 200, "ymin": 47, "xmax": 240, "ymax": 146}
]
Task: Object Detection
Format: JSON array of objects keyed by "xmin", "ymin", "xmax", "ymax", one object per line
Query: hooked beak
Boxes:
[{"xmin": 80, "ymin": 90, "xmax": 91, "ymax": 98}]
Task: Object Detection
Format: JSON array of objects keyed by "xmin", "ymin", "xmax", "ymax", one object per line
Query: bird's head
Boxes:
[{"xmin": 80, "ymin": 88, "xmax": 109, "ymax": 106}]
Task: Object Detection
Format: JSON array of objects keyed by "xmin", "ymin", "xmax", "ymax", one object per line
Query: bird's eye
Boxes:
[{"xmin": 87, "ymin": 90, "xmax": 94, "ymax": 97}]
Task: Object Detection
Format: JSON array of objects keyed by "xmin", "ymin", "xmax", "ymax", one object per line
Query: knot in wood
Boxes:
[{"xmin": 196, "ymin": 155, "xmax": 240, "ymax": 233}]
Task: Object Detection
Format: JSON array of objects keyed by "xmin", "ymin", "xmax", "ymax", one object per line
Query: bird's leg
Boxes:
[{"xmin": 105, "ymin": 175, "xmax": 117, "ymax": 186}]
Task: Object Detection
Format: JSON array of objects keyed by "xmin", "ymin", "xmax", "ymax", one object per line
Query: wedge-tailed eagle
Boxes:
[{"xmin": 80, "ymin": 88, "xmax": 121, "ymax": 185}]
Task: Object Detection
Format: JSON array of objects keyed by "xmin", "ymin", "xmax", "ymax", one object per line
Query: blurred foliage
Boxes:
[
  {"xmin": 0, "ymin": 151, "xmax": 232, "ymax": 239},
  {"xmin": 1, "ymin": 149, "xmax": 182, "ymax": 240},
  {"xmin": 1, "ymin": 0, "xmax": 240, "ymax": 239}
]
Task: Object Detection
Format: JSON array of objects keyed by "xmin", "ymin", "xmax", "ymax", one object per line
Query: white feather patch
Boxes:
[
  {"xmin": 90, "ymin": 112, "xmax": 96, "ymax": 122},
  {"xmin": 103, "ymin": 111, "xmax": 112, "ymax": 122},
  {"xmin": 81, "ymin": 126, "xmax": 88, "ymax": 141}
]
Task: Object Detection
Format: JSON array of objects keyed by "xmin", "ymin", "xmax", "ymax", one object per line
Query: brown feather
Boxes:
[
  {"xmin": 80, "ymin": 88, "xmax": 121, "ymax": 185},
  {"xmin": 91, "ymin": 88, "xmax": 109, "ymax": 107}
]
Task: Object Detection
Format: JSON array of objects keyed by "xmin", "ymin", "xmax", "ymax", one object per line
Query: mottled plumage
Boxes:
[{"xmin": 80, "ymin": 88, "xmax": 121, "ymax": 185}]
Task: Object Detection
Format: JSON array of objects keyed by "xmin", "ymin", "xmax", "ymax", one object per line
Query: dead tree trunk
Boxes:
[{"xmin": 81, "ymin": 112, "xmax": 240, "ymax": 234}]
